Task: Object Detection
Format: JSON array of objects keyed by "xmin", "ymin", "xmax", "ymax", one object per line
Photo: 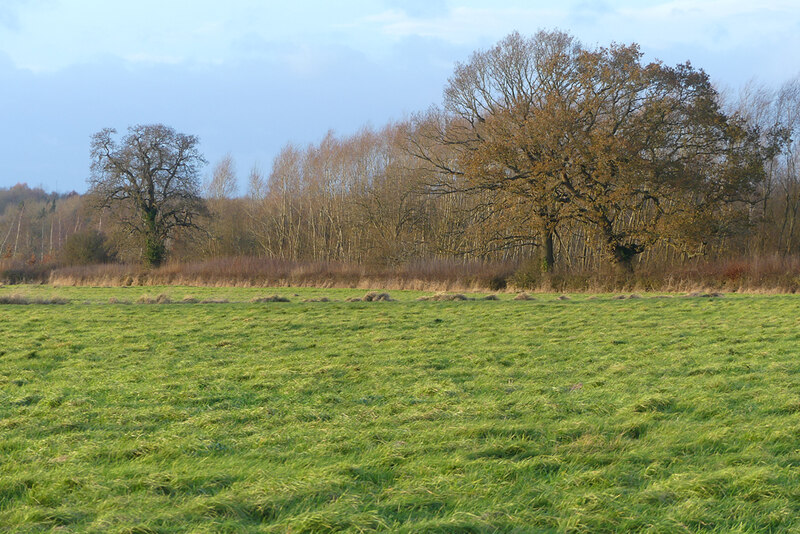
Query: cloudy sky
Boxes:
[{"xmin": 1, "ymin": 0, "xmax": 799, "ymax": 193}]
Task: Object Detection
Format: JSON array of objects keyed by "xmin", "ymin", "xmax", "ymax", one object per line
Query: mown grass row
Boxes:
[{"xmin": 1, "ymin": 287, "xmax": 799, "ymax": 532}]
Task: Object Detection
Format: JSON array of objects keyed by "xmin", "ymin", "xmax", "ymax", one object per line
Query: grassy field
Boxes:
[{"xmin": 1, "ymin": 286, "xmax": 799, "ymax": 532}]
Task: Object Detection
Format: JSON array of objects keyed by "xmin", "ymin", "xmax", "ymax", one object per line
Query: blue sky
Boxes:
[{"xmin": 1, "ymin": 0, "xmax": 799, "ymax": 193}]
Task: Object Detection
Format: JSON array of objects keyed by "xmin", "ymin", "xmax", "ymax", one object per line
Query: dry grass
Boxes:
[
  {"xmin": 684, "ymin": 291, "xmax": 725, "ymax": 298},
  {"xmin": 45, "ymin": 257, "xmax": 515, "ymax": 291},
  {"xmin": 362, "ymin": 292, "xmax": 394, "ymax": 302},
  {"xmin": 5, "ymin": 253, "xmax": 800, "ymax": 293},
  {"xmin": 250, "ymin": 295, "xmax": 291, "ymax": 303},
  {"xmin": 417, "ymin": 293, "xmax": 471, "ymax": 301},
  {"xmin": 0, "ymin": 294, "xmax": 68, "ymax": 305},
  {"xmin": 136, "ymin": 293, "xmax": 171, "ymax": 304},
  {"xmin": 345, "ymin": 292, "xmax": 393, "ymax": 302}
]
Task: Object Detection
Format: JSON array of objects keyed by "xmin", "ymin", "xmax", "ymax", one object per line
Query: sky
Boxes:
[{"xmin": 1, "ymin": 0, "xmax": 799, "ymax": 194}]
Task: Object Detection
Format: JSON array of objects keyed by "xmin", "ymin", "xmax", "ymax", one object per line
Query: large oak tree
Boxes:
[
  {"xmin": 88, "ymin": 124, "xmax": 206, "ymax": 267},
  {"xmin": 411, "ymin": 31, "xmax": 766, "ymax": 271}
]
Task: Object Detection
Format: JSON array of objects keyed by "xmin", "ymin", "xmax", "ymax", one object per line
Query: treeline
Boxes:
[
  {"xmin": 0, "ymin": 184, "xmax": 90, "ymax": 265},
  {"xmin": 3, "ymin": 31, "xmax": 800, "ymax": 290}
]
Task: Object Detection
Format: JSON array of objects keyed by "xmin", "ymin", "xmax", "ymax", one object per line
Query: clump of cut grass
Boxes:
[
  {"xmin": 346, "ymin": 292, "xmax": 395, "ymax": 302},
  {"xmin": 556, "ymin": 295, "xmax": 570, "ymax": 300},
  {"xmin": 251, "ymin": 295, "xmax": 291, "ymax": 303},
  {"xmin": 685, "ymin": 291, "xmax": 724, "ymax": 298},
  {"xmin": 483, "ymin": 294, "xmax": 500, "ymax": 300},
  {"xmin": 136, "ymin": 293, "xmax": 171, "ymax": 304},
  {"xmin": 417, "ymin": 293, "xmax": 471, "ymax": 301},
  {"xmin": 513, "ymin": 292, "xmax": 535, "ymax": 301},
  {"xmin": 303, "ymin": 297, "xmax": 332, "ymax": 302},
  {"xmin": 200, "ymin": 298, "xmax": 229, "ymax": 304},
  {"xmin": 363, "ymin": 292, "xmax": 393, "ymax": 302},
  {"xmin": 0, "ymin": 294, "xmax": 33, "ymax": 304},
  {"xmin": 181, "ymin": 296, "xmax": 199, "ymax": 304},
  {"xmin": 0, "ymin": 294, "xmax": 68, "ymax": 305}
]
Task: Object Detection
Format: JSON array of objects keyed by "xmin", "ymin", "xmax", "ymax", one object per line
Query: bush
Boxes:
[
  {"xmin": 488, "ymin": 275, "xmax": 508, "ymax": 291},
  {"xmin": 0, "ymin": 261, "xmax": 52, "ymax": 284},
  {"xmin": 509, "ymin": 258, "xmax": 544, "ymax": 289},
  {"xmin": 60, "ymin": 230, "xmax": 115, "ymax": 266}
]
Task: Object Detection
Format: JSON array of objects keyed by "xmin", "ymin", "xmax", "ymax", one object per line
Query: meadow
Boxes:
[{"xmin": 1, "ymin": 285, "xmax": 799, "ymax": 532}]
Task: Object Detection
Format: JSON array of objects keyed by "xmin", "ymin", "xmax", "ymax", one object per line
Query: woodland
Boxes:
[{"xmin": 3, "ymin": 31, "xmax": 800, "ymax": 290}]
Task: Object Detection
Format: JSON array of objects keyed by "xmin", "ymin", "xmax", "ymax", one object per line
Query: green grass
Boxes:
[{"xmin": 1, "ymin": 286, "xmax": 799, "ymax": 532}]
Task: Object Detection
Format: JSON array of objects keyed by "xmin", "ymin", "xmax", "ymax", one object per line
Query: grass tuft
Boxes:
[
  {"xmin": 0, "ymin": 294, "xmax": 68, "ymax": 305},
  {"xmin": 250, "ymin": 295, "xmax": 291, "ymax": 303},
  {"xmin": 136, "ymin": 293, "xmax": 171, "ymax": 304},
  {"xmin": 417, "ymin": 293, "xmax": 470, "ymax": 301}
]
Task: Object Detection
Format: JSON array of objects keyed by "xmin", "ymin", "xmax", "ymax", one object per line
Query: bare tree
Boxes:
[
  {"xmin": 205, "ymin": 154, "xmax": 238, "ymax": 200},
  {"xmin": 88, "ymin": 124, "xmax": 206, "ymax": 267}
]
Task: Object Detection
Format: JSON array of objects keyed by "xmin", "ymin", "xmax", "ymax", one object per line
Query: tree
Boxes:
[
  {"xmin": 88, "ymin": 124, "xmax": 206, "ymax": 266},
  {"xmin": 204, "ymin": 154, "xmax": 238, "ymax": 200},
  {"xmin": 410, "ymin": 31, "xmax": 580, "ymax": 269},
  {"xmin": 201, "ymin": 155, "xmax": 257, "ymax": 257},
  {"xmin": 411, "ymin": 30, "xmax": 765, "ymax": 271}
]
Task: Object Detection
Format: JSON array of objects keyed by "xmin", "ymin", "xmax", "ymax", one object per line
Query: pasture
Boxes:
[{"xmin": 1, "ymin": 286, "xmax": 799, "ymax": 532}]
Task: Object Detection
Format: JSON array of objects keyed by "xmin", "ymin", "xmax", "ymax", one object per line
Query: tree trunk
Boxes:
[
  {"xmin": 609, "ymin": 242, "xmax": 644, "ymax": 273},
  {"xmin": 143, "ymin": 209, "xmax": 165, "ymax": 267},
  {"xmin": 543, "ymin": 230, "xmax": 555, "ymax": 272},
  {"xmin": 13, "ymin": 204, "xmax": 24, "ymax": 258}
]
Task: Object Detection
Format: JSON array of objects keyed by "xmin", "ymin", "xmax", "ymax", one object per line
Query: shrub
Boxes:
[
  {"xmin": 0, "ymin": 263, "xmax": 52, "ymax": 284},
  {"xmin": 488, "ymin": 275, "xmax": 508, "ymax": 291},
  {"xmin": 509, "ymin": 258, "xmax": 543, "ymax": 289},
  {"xmin": 60, "ymin": 230, "xmax": 115, "ymax": 266}
]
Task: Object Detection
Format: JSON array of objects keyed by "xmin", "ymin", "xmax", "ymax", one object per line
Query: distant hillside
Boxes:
[{"xmin": 0, "ymin": 183, "xmax": 77, "ymax": 216}]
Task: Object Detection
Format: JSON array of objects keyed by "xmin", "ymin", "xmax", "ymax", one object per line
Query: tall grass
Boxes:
[
  {"xmin": 5, "ymin": 254, "xmax": 800, "ymax": 292},
  {"xmin": 46, "ymin": 257, "xmax": 517, "ymax": 291},
  {"xmin": 0, "ymin": 258, "xmax": 52, "ymax": 284}
]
